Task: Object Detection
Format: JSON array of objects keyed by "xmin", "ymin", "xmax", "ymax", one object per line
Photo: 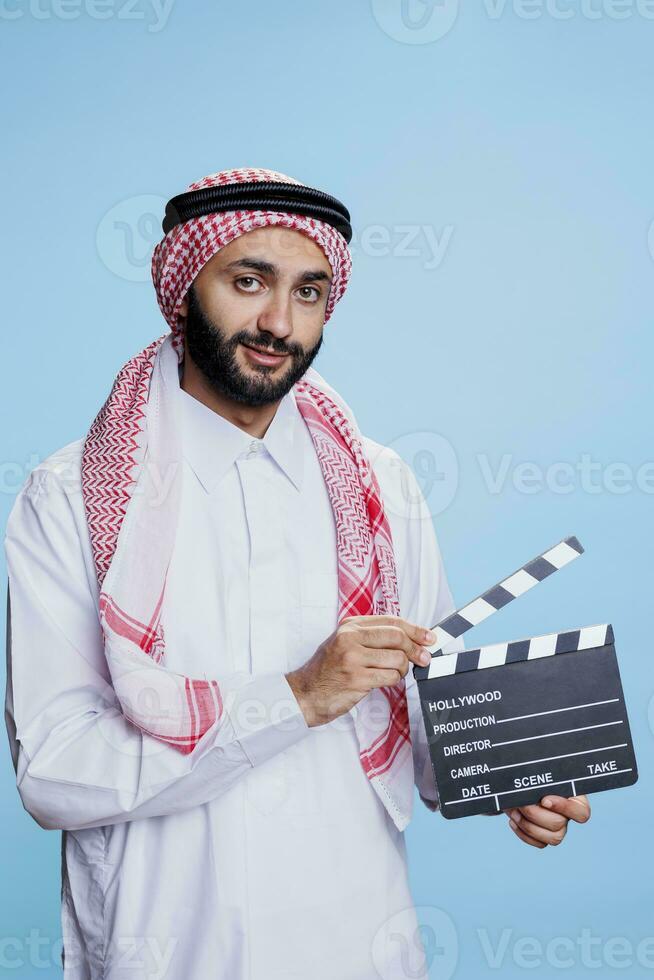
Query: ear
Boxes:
[{"xmin": 179, "ymin": 293, "xmax": 188, "ymax": 317}]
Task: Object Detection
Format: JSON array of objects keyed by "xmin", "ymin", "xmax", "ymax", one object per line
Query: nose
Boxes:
[{"xmin": 256, "ymin": 290, "xmax": 293, "ymax": 342}]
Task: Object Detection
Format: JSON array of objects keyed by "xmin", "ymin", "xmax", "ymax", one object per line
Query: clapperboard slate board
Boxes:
[{"xmin": 413, "ymin": 537, "xmax": 638, "ymax": 818}]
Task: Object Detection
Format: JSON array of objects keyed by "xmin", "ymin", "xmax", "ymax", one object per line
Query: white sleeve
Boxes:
[
  {"xmin": 386, "ymin": 456, "xmax": 464, "ymax": 813},
  {"xmin": 3, "ymin": 468, "xmax": 309, "ymax": 832}
]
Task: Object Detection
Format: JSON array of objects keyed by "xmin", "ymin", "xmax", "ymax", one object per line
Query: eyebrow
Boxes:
[{"xmin": 223, "ymin": 257, "xmax": 332, "ymax": 284}]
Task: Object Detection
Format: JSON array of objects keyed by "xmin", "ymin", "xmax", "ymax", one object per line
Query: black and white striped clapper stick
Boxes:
[
  {"xmin": 424, "ymin": 535, "xmax": 584, "ymax": 660},
  {"xmin": 413, "ymin": 623, "xmax": 614, "ymax": 682}
]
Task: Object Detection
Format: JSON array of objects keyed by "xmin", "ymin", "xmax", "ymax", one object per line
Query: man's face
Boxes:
[{"xmin": 179, "ymin": 226, "xmax": 333, "ymax": 406}]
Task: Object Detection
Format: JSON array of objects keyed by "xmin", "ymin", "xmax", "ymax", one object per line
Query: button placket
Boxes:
[{"xmin": 236, "ymin": 451, "xmax": 290, "ymax": 814}]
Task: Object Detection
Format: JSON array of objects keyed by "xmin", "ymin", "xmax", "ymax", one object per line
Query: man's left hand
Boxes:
[{"xmin": 504, "ymin": 795, "xmax": 591, "ymax": 848}]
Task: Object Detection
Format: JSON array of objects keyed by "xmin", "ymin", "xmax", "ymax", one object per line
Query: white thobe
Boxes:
[{"xmin": 4, "ymin": 378, "xmax": 457, "ymax": 980}]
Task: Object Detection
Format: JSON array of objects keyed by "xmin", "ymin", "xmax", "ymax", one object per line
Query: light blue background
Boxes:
[{"xmin": 1, "ymin": 1, "xmax": 652, "ymax": 977}]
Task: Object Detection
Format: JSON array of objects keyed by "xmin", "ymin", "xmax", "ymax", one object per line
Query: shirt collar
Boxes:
[{"xmin": 178, "ymin": 384, "xmax": 305, "ymax": 494}]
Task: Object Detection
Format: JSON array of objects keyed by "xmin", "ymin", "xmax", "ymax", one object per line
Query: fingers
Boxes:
[
  {"xmin": 540, "ymin": 794, "xmax": 591, "ymax": 824},
  {"xmin": 507, "ymin": 809, "xmax": 568, "ymax": 846},
  {"xmin": 366, "ymin": 667, "xmax": 406, "ymax": 690},
  {"xmin": 356, "ymin": 624, "xmax": 432, "ymax": 667},
  {"xmin": 334, "ymin": 615, "xmax": 438, "ymax": 691},
  {"xmin": 361, "ymin": 648, "xmax": 412, "ymax": 676},
  {"xmin": 508, "ymin": 818, "xmax": 548, "ymax": 849},
  {"xmin": 505, "ymin": 794, "xmax": 590, "ymax": 847},
  {"xmin": 365, "ymin": 639, "xmax": 430, "ymax": 669},
  {"xmin": 342, "ymin": 615, "xmax": 436, "ymax": 647},
  {"xmin": 511, "ymin": 803, "xmax": 568, "ymax": 833}
]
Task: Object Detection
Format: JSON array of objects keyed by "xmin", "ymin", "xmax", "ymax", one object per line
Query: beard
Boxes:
[{"xmin": 183, "ymin": 286, "xmax": 324, "ymax": 407}]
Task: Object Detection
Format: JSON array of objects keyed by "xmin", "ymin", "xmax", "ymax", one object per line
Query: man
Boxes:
[{"xmin": 4, "ymin": 168, "xmax": 590, "ymax": 980}]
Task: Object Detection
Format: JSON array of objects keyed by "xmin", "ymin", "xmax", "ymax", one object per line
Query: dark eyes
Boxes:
[{"xmin": 235, "ymin": 277, "xmax": 321, "ymax": 303}]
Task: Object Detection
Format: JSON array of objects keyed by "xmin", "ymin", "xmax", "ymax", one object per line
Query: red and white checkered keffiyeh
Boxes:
[{"xmin": 81, "ymin": 168, "xmax": 415, "ymax": 830}]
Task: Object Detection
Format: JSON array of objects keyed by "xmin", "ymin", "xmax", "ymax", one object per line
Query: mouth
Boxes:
[{"xmin": 241, "ymin": 342, "xmax": 291, "ymax": 367}]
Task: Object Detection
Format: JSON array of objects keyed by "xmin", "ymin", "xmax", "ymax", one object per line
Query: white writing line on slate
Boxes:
[
  {"xmin": 497, "ymin": 698, "xmax": 620, "ymax": 725},
  {"xmin": 489, "ymin": 743, "xmax": 628, "ymax": 772},
  {"xmin": 492, "ymin": 720, "xmax": 623, "ymax": 748},
  {"xmin": 489, "ymin": 742, "xmax": 629, "ymax": 772}
]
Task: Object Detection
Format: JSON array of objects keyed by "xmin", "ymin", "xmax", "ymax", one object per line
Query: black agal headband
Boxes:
[{"xmin": 161, "ymin": 180, "xmax": 353, "ymax": 244}]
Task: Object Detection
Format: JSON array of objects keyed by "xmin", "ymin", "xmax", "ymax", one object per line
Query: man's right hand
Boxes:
[{"xmin": 285, "ymin": 615, "xmax": 436, "ymax": 728}]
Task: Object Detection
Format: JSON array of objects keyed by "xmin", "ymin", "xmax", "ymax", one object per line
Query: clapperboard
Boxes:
[{"xmin": 414, "ymin": 537, "xmax": 638, "ymax": 818}]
